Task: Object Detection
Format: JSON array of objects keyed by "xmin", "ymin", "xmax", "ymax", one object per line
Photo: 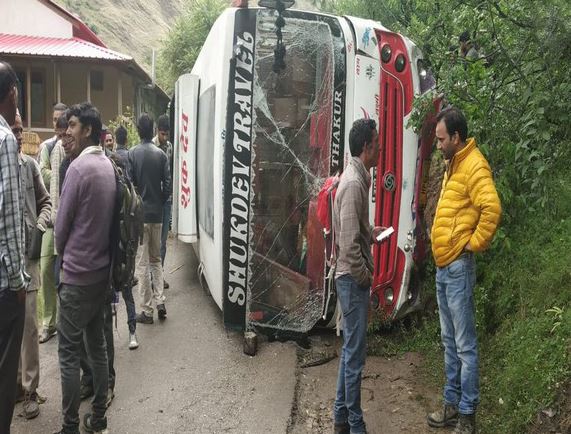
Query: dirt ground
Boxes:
[{"xmin": 289, "ymin": 335, "xmax": 442, "ymax": 434}]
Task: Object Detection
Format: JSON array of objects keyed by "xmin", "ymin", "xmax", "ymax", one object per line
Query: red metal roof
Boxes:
[{"xmin": 0, "ymin": 34, "xmax": 131, "ymax": 61}]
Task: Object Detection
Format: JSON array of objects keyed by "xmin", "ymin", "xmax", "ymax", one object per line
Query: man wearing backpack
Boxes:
[
  {"xmin": 38, "ymin": 102, "xmax": 67, "ymax": 344},
  {"xmin": 55, "ymin": 102, "xmax": 116, "ymax": 434},
  {"xmin": 129, "ymin": 113, "xmax": 171, "ymax": 324}
]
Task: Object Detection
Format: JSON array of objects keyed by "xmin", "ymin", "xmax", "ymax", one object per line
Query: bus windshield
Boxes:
[{"xmin": 247, "ymin": 10, "xmax": 344, "ymax": 333}]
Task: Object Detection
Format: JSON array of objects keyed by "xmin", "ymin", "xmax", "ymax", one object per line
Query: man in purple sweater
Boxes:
[{"xmin": 55, "ymin": 102, "xmax": 116, "ymax": 434}]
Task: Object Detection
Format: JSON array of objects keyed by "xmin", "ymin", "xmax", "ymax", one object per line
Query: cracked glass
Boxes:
[{"xmin": 247, "ymin": 11, "xmax": 345, "ymax": 333}]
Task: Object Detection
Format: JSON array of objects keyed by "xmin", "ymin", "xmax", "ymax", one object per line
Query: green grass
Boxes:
[{"xmin": 368, "ymin": 172, "xmax": 571, "ymax": 433}]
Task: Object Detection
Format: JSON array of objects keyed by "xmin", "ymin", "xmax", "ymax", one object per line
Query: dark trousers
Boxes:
[
  {"xmin": 81, "ymin": 302, "xmax": 115, "ymax": 390},
  {"xmin": 58, "ymin": 282, "xmax": 109, "ymax": 433},
  {"xmin": 0, "ymin": 290, "xmax": 25, "ymax": 434},
  {"xmin": 121, "ymin": 286, "xmax": 136, "ymax": 334}
]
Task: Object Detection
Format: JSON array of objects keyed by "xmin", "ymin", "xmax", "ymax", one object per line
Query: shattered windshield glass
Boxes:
[{"xmin": 247, "ymin": 11, "xmax": 344, "ymax": 333}]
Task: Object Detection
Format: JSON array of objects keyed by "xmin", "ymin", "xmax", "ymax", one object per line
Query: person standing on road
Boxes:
[
  {"xmin": 38, "ymin": 102, "xmax": 68, "ymax": 344},
  {"xmin": 427, "ymin": 107, "xmax": 501, "ymax": 434},
  {"xmin": 13, "ymin": 111, "xmax": 52, "ymax": 420},
  {"xmin": 55, "ymin": 102, "xmax": 116, "ymax": 434},
  {"xmin": 332, "ymin": 118, "xmax": 385, "ymax": 434},
  {"xmin": 129, "ymin": 113, "xmax": 171, "ymax": 324},
  {"xmin": 0, "ymin": 60, "xmax": 29, "ymax": 434},
  {"xmin": 153, "ymin": 115, "xmax": 173, "ymax": 289}
]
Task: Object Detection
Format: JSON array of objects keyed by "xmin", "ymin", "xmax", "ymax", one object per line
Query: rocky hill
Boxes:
[{"xmin": 55, "ymin": 0, "xmax": 317, "ymax": 75}]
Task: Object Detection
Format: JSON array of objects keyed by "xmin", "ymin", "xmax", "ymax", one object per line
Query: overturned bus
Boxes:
[{"xmin": 171, "ymin": 4, "xmax": 437, "ymax": 335}]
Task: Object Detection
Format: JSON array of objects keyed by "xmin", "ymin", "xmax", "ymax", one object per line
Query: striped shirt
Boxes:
[
  {"xmin": 0, "ymin": 114, "xmax": 26, "ymax": 292},
  {"xmin": 333, "ymin": 157, "xmax": 374, "ymax": 287}
]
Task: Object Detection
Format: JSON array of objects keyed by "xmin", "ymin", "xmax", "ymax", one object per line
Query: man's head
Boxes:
[
  {"xmin": 65, "ymin": 102, "xmax": 102, "ymax": 159},
  {"xmin": 55, "ymin": 112, "xmax": 68, "ymax": 140},
  {"xmin": 459, "ymin": 31, "xmax": 472, "ymax": 57},
  {"xmin": 435, "ymin": 107, "xmax": 468, "ymax": 160},
  {"xmin": 53, "ymin": 102, "xmax": 68, "ymax": 130},
  {"xmin": 156, "ymin": 114, "xmax": 170, "ymax": 146},
  {"xmin": 12, "ymin": 110, "xmax": 23, "ymax": 152},
  {"xmin": 349, "ymin": 118, "xmax": 379, "ymax": 170},
  {"xmin": 104, "ymin": 131, "xmax": 115, "ymax": 151},
  {"xmin": 137, "ymin": 113, "xmax": 154, "ymax": 142},
  {"xmin": 115, "ymin": 125, "xmax": 128, "ymax": 147},
  {"xmin": 0, "ymin": 61, "xmax": 19, "ymax": 126}
]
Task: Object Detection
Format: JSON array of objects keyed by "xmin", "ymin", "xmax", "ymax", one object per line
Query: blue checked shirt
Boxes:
[{"xmin": 0, "ymin": 114, "xmax": 27, "ymax": 292}]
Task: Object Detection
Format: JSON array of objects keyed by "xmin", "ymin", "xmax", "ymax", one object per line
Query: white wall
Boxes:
[{"xmin": 1, "ymin": 0, "xmax": 73, "ymax": 39}]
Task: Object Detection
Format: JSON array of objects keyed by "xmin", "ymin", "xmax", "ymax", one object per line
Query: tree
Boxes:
[{"xmin": 157, "ymin": 0, "xmax": 228, "ymax": 94}]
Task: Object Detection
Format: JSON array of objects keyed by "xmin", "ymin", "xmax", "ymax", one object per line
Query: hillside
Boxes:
[{"xmin": 55, "ymin": 0, "xmax": 318, "ymax": 76}]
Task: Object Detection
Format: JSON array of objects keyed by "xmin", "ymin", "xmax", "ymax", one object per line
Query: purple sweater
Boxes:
[{"xmin": 55, "ymin": 151, "xmax": 116, "ymax": 286}]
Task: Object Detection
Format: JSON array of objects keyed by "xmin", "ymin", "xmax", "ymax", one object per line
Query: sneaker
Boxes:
[
  {"xmin": 22, "ymin": 392, "xmax": 40, "ymax": 419},
  {"xmin": 39, "ymin": 327, "xmax": 57, "ymax": 343},
  {"xmin": 128, "ymin": 332, "xmax": 139, "ymax": 350},
  {"xmin": 164, "ymin": 280, "xmax": 170, "ymax": 289},
  {"xmin": 453, "ymin": 413, "xmax": 476, "ymax": 434},
  {"xmin": 83, "ymin": 413, "xmax": 108, "ymax": 434},
  {"xmin": 136, "ymin": 312, "xmax": 154, "ymax": 324},
  {"xmin": 80, "ymin": 383, "xmax": 94, "ymax": 401},
  {"xmin": 427, "ymin": 404, "xmax": 459, "ymax": 428},
  {"xmin": 333, "ymin": 421, "xmax": 350, "ymax": 434},
  {"xmin": 105, "ymin": 388, "xmax": 115, "ymax": 409},
  {"xmin": 157, "ymin": 304, "xmax": 167, "ymax": 320}
]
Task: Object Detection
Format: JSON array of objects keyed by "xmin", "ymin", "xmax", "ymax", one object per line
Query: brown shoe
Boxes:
[
  {"xmin": 427, "ymin": 404, "xmax": 459, "ymax": 428},
  {"xmin": 39, "ymin": 327, "xmax": 57, "ymax": 343},
  {"xmin": 453, "ymin": 413, "xmax": 476, "ymax": 434},
  {"xmin": 22, "ymin": 392, "xmax": 40, "ymax": 419},
  {"xmin": 334, "ymin": 422, "xmax": 350, "ymax": 434}
]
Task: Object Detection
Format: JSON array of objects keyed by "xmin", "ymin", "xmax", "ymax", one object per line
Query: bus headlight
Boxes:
[
  {"xmin": 381, "ymin": 44, "xmax": 392, "ymax": 63},
  {"xmin": 385, "ymin": 287, "xmax": 394, "ymax": 304},
  {"xmin": 395, "ymin": 54, "xmax": 406, "ymax": 72}
]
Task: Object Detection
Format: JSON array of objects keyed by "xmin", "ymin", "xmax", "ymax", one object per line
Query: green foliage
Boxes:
[
  {"xmin": 107, "ymin": 106, "xmax": 139, "ymax": 149},
  {"xmin": 330, "ymin": 0, "xmax": 571, "ymax": 431},
  {"xmin": 156, "ymin": 0, "xmax": 227, "ymax": 93}
]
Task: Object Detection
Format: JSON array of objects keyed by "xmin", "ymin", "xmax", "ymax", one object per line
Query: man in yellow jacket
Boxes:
[{"xmin": 427, "ymin": 107, "xmax": 501, "ymax": 434}]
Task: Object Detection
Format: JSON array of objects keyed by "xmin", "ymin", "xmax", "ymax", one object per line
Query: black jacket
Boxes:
[{"xmin": 128, "ymin": 141, "xmax": 171, "ymax": 223}]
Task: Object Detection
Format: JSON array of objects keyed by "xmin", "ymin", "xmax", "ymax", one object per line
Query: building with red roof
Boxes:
[{"xmin": 0, "ymin": 0, "xmax": 169, "ymax": 143}]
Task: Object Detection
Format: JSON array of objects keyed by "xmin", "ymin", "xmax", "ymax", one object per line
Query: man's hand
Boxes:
[
  {"xmin": 16, "ymin": 287, "xmax": 26, "ymax": 304},
  {"xmin": 372, "ymin": 226, "xmax": 387, "ymax": 242},
  {"xmin": 464, "ymin": 242, "xmax": 473, "ymax": 252}
]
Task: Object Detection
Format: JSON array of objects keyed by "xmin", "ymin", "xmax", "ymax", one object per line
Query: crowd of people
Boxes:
[{"xmin": 0, "ymin": 60, "xmax": 173, "ymax": 434}]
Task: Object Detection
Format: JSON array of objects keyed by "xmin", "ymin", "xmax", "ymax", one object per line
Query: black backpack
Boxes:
[{"xmin": 108, "ymin": 157, "xmax": 144, "ymax": 291}]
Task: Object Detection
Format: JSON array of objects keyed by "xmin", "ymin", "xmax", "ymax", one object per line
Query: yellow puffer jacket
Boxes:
[{"xmin": 431, "ymin": 138, "xmax": 502, "ymax": 267}]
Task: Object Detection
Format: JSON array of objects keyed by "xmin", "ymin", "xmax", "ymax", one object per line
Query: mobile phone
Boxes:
[{"xmin": 376, "ymin": 226, "xmax": 394, "ymax": 242}]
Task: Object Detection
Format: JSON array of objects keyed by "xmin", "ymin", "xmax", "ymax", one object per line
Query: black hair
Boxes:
[
  {"xmin": 53, "ymin": 102, "xmax": 68, "ymax": 112},
  {"xmin": 349, "ymin": 118, "xmax": 377, "ymax": 157},
  {"xmin": 137, "ymin": 113, "xmax": 154, "ymax": 142},
  {"xmin": 436, "ymin": 107, "xmax": 468, "ymax": 142},
  {"xmin": 459, "ymin": 31, "xmax": 471, "ymax": 43},
  {"xmin": 0, "ymin": 61, "xmax": 18, "ymax": 102},
  {"xmin": 55, "ymin": 112, "xmax": 68, "ymax": 129},
  {"xmin": 66, "ymin": 102, "xmax": 102, "ymax": 145},
  {"xmin": 115, "ymin": 125, "xmax": 128, "ymax": 146},
  {"xmin": 157, "ymin": 114, "xmax": 170, "ymax": 132}
]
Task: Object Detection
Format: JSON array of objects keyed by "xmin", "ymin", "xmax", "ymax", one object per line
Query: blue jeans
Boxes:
[
  {"xmin": 161, "ymin": 200, "xmax": 172, "ymax": 266},
  {"xmin": 334, "ymin": 274, "xmax": 369, "ymax": 433},
  {"xmin": 436, "ymin": 252, "xmax": 479, "ymax": 415},
  {"xmin": 121, "ymin": 286, "xmax": 137, "ymax": 334}
]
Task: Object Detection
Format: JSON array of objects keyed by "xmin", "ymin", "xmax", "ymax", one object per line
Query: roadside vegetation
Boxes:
[{"xmin": 317, "ymin": 0, "xmax": 571, "ymax": 432}]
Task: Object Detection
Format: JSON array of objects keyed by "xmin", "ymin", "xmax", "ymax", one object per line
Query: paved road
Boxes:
[{"xmin": 11, "ymin": 239, "xmax": 297, "ymax": 434}]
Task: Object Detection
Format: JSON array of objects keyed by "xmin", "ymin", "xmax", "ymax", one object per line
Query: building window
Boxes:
[
  {"xmin": 15, "ymin": 70, "xmax": 26, "ymax": 121},
  {"xmin": 30, "ymin": 71, "xmax": 45, "ymax": 127},
  {"xmin": 90, "ymin": 70, "xmax": 104, "ymax": 92}
]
